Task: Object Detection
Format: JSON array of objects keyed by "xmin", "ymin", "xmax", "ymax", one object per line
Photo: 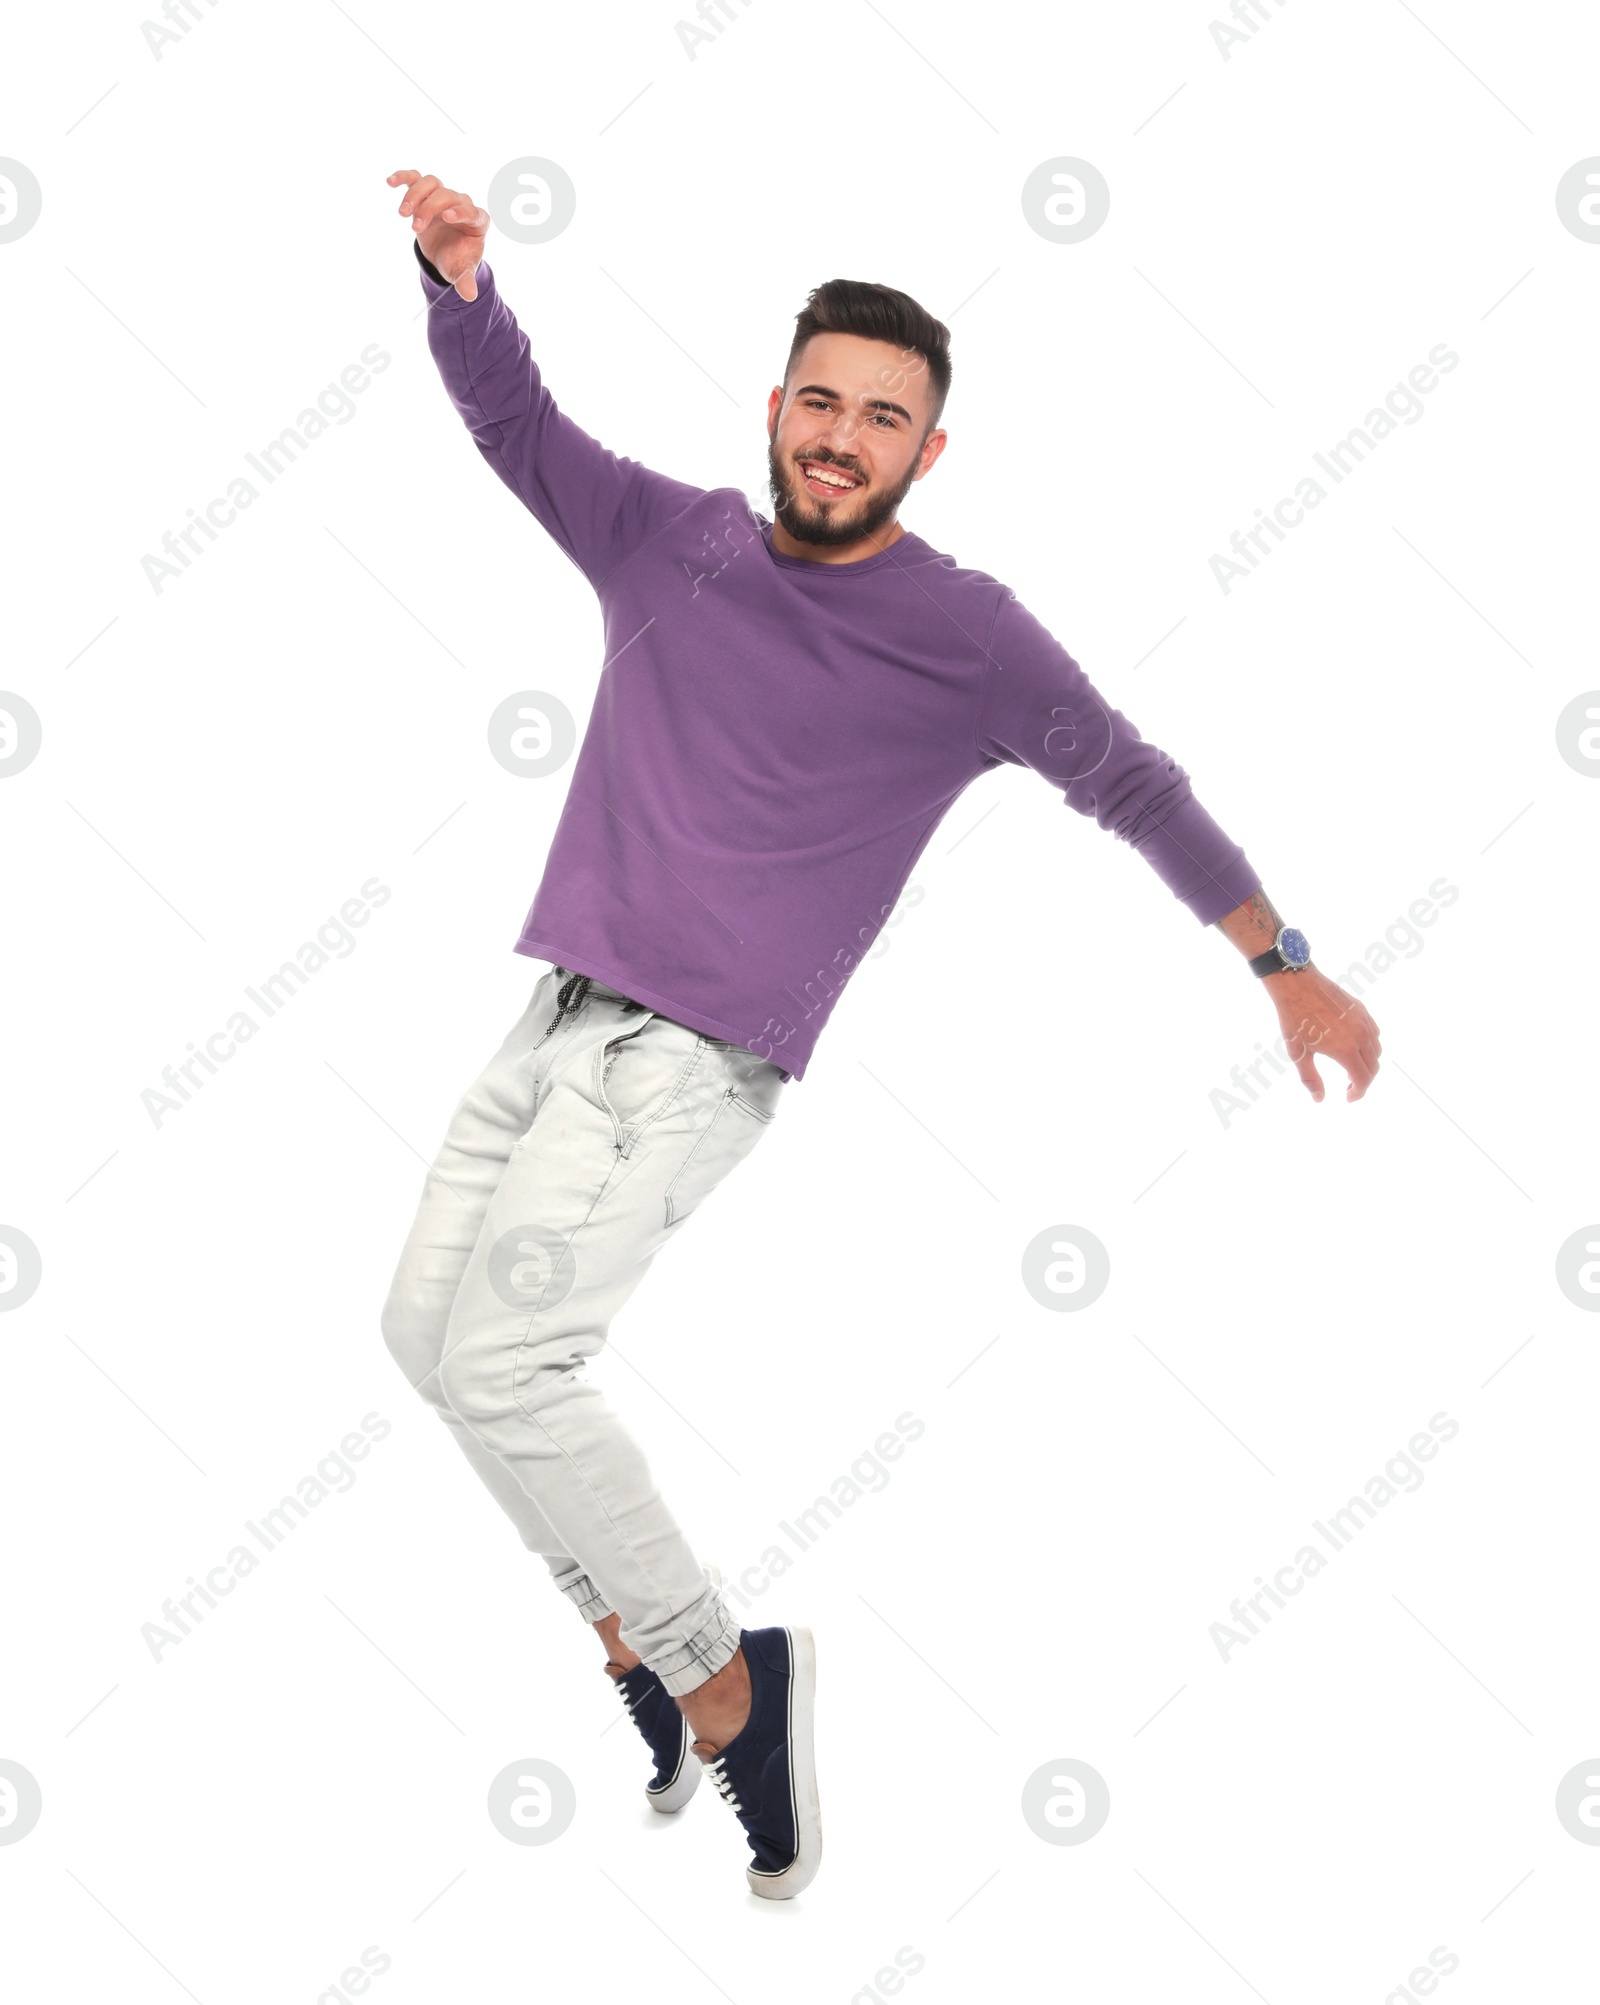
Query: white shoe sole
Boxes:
[
  {"xmin": 745, "ymin": 1624, "xmax": 821, "ymax": 1899},
  {"xmin": 646, "ymin": 1711, "xmax": 700, "ymax": 1814}
]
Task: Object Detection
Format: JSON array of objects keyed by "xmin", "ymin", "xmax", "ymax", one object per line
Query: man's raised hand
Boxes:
[{"xmin": 387, "ymin": 170, "xmax": 489, "ymax": 301}]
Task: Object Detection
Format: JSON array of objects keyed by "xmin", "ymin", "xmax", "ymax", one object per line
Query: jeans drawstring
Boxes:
[
  {"xmin": 544, "ymin": 966, "xmax": 647, "ymax": 1038},
  {"xmin": 545, "ymin": 969, "xmax": 591, "ymax": 1038}
]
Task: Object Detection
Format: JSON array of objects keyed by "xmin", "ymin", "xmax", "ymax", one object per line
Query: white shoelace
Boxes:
[{"xmin": 705, "ymin": 1754, "xmax": 744, "ymax": 1813}]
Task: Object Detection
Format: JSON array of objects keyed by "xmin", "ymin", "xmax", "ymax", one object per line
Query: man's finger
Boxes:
[
  {"xmin": 410, "ymin": 185, "xmax": 469, "ymax": 231},
  {"xmin": 1294, "ymin": 1049, "xmax": 1324, "ymax": 1102},
  {"xmin": 1343, "ymin": 1046, "xmax": 1378, "ymax": 1101},
  {"xmin": 396, "ymin": 174, "xmax": 442, "ymax": 218}
]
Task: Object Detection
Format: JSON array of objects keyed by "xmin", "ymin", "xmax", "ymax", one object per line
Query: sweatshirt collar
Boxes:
[{"xmin": 758, "ymin": 518, "xmax": 927, "ymax": 577}]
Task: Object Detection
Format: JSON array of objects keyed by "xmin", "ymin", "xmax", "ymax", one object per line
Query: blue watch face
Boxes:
[{"xmin": 1279, "ymin": 927, "xmax": 1310, "ymax": 968}]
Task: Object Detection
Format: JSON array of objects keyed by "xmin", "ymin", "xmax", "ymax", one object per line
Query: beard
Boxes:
[{"xmin": 765, "ymin": 434, "xmax": 922, "ymax": 549}]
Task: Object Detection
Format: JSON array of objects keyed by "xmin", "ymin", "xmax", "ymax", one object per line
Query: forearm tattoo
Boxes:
[{"xmin": 1242, "ymin": 889, "xmax": 1285, "ymax": 939}]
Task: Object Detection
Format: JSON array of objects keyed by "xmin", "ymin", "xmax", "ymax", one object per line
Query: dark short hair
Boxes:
[{"xmin": 784, "ymin": 279, "xmax": 952, "ymax": 436}]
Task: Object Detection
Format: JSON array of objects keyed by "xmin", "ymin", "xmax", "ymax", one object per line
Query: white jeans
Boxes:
[{"xmin": 380, "ymin": 966, "xmax": 788, "ymax": 1696}]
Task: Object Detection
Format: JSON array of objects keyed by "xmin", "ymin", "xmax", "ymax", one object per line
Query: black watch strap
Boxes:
[
  {"xmin": 413, "ymin": 236, "xmax": 449, "ymax": 288},
  {"xmin": 1249, "ymin": 924, "xmax": 1310, "ymax": 976}
]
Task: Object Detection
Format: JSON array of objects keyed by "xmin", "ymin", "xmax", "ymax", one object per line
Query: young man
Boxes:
[{"xmin": 378, "ymin": 167, "xmax": 1381, "ymax": 1901}]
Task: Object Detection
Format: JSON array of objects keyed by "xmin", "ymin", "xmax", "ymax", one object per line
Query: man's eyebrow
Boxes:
[{"xmin": 792, "ymin": 382, "xmax": 914, "ymax": 424}]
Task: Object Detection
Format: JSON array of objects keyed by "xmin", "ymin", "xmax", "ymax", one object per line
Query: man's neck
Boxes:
[{"xmin": 768, "ymin": 518, "xmax": 907, "ymax": 565}]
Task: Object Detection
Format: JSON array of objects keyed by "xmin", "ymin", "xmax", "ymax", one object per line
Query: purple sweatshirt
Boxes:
[{"xmin": 416, "ymin": 243, "xmax": 1261, "ymax": 1080}]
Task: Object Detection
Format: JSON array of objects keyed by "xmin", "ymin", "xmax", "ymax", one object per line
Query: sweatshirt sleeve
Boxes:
[
  {"xmin": 975, "ymin": 586, "xmax": 1262, "ymax": 924},
  {"xmin": 413, "ymin": 237, "xmax": 706, "ymax": 589}
]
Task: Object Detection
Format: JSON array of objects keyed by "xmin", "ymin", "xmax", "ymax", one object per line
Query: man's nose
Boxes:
[{"xmin": 818, "ymin": 409, "xmax": 862, "ymax": 453}]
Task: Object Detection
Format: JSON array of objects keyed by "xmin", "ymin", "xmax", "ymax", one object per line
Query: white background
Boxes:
[{"xmin": 2, "ymin": 1, "xmax": 1598, "ymax": 1999}]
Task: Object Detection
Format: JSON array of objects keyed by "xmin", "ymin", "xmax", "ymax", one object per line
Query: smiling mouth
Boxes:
[{"xmin": 798, "ymin": 460, "xmax": 863, "ymax": 497}]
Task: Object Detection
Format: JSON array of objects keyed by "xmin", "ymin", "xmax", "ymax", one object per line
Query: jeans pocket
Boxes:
[
  {"xmin": 596, "ymin": 1011, "xmax": 718, "ymax": 1154},
  {"xmin": 662, "ymin": 1086, "xmax": 774, "ymax": 1227}
]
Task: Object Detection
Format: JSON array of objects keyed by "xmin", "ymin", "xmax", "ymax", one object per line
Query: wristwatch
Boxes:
[{"xmin": 1248, "ymin": 926, "xmax": 1311, "ymax": 977}]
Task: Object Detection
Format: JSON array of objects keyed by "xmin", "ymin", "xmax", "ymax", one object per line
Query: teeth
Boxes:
[{"xmin": 804, "ymin": 464, "xmax": 858, "ymax": 489}]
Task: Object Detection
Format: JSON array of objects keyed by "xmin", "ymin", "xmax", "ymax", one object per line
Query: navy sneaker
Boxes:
[
  {"xmin": 692, "ymin": 1626, "xmax": 821, "ymax": 1898},
  {"xmin": 602, "ymin": 1561, "xmax": 724, "ymax": 1815},
  {"xmin": 606, "ymin": 1658, "xmax": 699, "ymax": 1813}
]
